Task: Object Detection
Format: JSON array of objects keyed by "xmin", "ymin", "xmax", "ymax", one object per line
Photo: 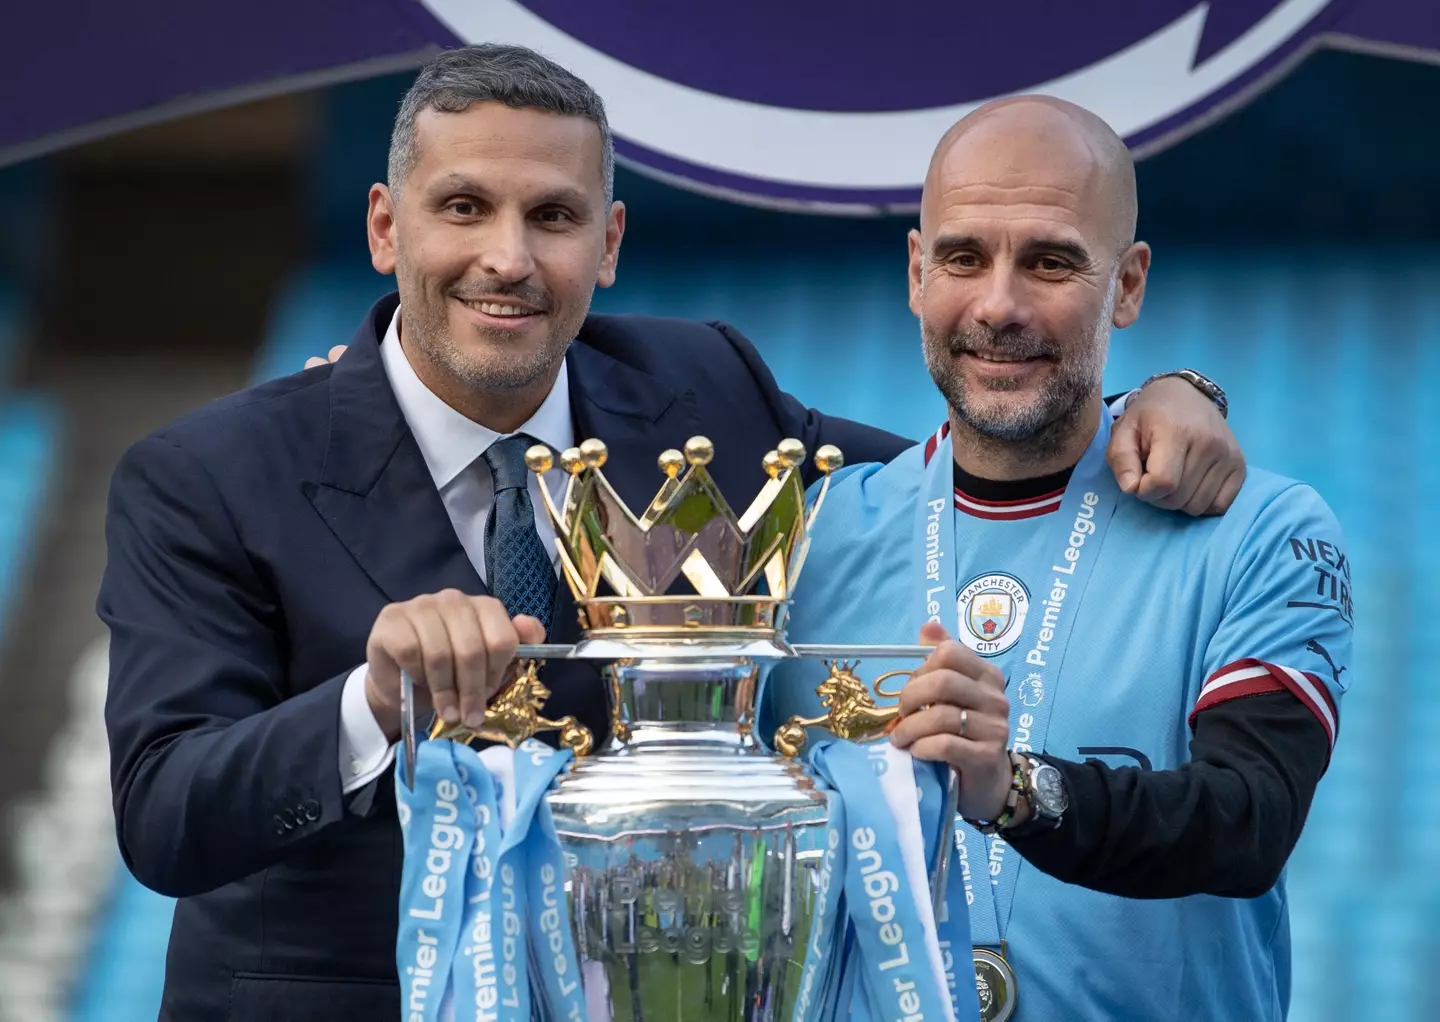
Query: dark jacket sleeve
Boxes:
[
  {"xmin": 709, "ymin": 321, "xmax": 914, "ymax": 480},
  {"xmin": 1009, "ymin": 691, "xmax": 1330, "ymax": 899},
  {"xmin": 99, "ymin": 435, "xmax": 350, "ymax": 898}
]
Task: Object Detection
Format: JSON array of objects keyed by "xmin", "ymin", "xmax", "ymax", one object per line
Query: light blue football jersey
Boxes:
[{"xmin": 761, "ymin": 425, "xmax": 1351, "ymax": 1022}]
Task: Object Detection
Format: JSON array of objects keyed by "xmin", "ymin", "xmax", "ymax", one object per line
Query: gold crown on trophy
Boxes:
[{"xmin": 523, "ymin": 436, "xmax": 844, "ymax": 641}]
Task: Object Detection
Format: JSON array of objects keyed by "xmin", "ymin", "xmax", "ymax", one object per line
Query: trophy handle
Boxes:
[
  {"xmin": 398, "ymin": 644, "xmax": 936, "ymax": 782},
  {"xmin": 426, "ymin": 659, "xmax": 596, "ymax": 755},
  {"xmin": 773, "ymin": 659, "xmax": 912, "ymax": 757}
]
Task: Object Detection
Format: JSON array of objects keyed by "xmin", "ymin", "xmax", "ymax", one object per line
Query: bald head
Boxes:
[{"xmin": 922, "ymin": 96, "xmax": 1137, "ymax": 256}]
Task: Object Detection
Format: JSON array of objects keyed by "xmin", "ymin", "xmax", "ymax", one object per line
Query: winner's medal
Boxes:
[{"xmin": 972, "ymin": 946, "xmax": 1017, "ymax": 1022}]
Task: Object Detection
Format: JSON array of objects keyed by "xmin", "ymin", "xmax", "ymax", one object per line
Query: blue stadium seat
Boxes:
[
  {"xmin": 0, "ymin": 290, "xmax": 61, "ymax": 649},
  {"xmin": 248, "ymin": 263, "xmax": 393, "ymax": 387},
  {"xmin": 0, "ymin": 394, "xmax": 59, "ymax": 649}
]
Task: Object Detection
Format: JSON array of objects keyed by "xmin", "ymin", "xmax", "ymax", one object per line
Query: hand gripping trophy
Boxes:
[{"xmin": 395, "ymin": 437, "xmax": 975, "ymax": 1022}]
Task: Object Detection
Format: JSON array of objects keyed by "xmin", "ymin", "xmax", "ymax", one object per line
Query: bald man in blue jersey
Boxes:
[{"xmin": 764, "ymin": 97, "xmax": 1348, "ymax": 1022}]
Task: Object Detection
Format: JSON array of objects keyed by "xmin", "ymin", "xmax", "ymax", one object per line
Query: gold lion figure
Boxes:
[
  {"xmin": 772, "ymin": 660, "xmax": 906, "ymax": 757},
  {"xmin": 430, "ymin": 660, "xmax": 594, "ymax": 757}
]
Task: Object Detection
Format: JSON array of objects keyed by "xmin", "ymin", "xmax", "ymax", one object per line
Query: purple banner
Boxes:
[
  {"xmin": 2, "ymin": 0, "xmax": 1437, "ymax": 212},
  {"xmin": 0, "ymin": 1, "xmax": 459, "ymax": 164}
]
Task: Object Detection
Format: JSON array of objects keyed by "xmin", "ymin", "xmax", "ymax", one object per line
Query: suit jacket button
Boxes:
[
  {"xmin": 273, "ymin": 814, "xmax": 286, "ymax": 835},
  {"xmin": 281, "ymin": 808, "xmax": 296, "ymax": 829},
  {"xmin": 303, "ymin": 800, "xmax": 320, "ymax": 821}
]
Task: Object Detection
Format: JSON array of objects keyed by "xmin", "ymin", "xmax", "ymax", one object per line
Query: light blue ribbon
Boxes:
[
  {"xmin": 810, "ymin": 741, "xmax": 955, "ymax": 1022},
  {"xmin": 449, "ymin": 745, "xmax": 506, "ymax": 1021},
  {"xmin": 914, "ymin": 415, "xmax": 1119, "ymax": 953},
  {"xmin": 397, "ymin": 739, "xmax": 583, "ymax": 1022},
  {"xmin": 515, "ymin": 742, "xmax": 586, "ymax": 1022},
  {"xmin": 914, "ymin": 765, "xmax": 976, "ymax": 1022},
  {"xmin": 395, "ymin": 741, "xmax": 474, "ymax": 1022}
]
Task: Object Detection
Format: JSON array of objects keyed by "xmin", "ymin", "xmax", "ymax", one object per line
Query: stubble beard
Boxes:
[
  {"xmin": 921, "ymin": 286, "xmax": 1114, "ymax": 463},
  {"xmin": 396, "ymin": 252, "xmax": 584, "ymax": 395}
]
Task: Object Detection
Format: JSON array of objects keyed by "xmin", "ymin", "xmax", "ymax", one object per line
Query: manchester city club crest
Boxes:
[
  {"xmin": 957, "ymin": 574, "xmax": 1030, "ymax": 657},
  {"xmin": 420, "ymin": 0, "xmax": 1346, "ymax": 211}
]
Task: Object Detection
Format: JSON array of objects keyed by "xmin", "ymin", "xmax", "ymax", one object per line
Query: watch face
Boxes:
[{"xmin": 1032, "ymin": 764, "xmax": 1069, "ymax": 816}]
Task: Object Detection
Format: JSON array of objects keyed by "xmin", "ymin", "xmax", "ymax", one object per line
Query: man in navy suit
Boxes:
[{"xmin": 99, "ymin": 44, "xmax": 1242, "ymax": 1019}]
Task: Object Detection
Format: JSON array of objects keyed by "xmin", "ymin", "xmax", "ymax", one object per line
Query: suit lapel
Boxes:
[
  {"xmin": 565, "ymin": 339, "xmax": 699, "ymax": 512},
  {"xmin": 304, "ymin": 296, "xmax": 486, "ymax": 603}
]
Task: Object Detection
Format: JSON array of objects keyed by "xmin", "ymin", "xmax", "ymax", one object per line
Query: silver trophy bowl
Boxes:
[{"xmin": 549, "ymin": 644, "xmax": 823, "ymax": 1020}]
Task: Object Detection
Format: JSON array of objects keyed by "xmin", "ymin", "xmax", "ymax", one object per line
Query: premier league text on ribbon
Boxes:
[
  {"xmin": 852, "ymin": 825, "xmax": 933, "ymax": 1018},
  {"xmin": 990, "ymin": 490, "xmax": 1102, "ymax": 888},
  {"xmin": 925, "ymin": 498, "xmax": 947, "ymax": 621},
  {"xmin": 1025, "ymin": 491, "xmax": 1100, "ymax": 669},
  {"xmin": 407, "ymin": 775, "xmax": 466, "ymax": 1021},
  {"xmin": 461, "ymin": 783, "xmax": 499, "ymax": 1019},
  {"xmin": 536, "ymin": 861, "xmax": 581, "ymax": 1008}
]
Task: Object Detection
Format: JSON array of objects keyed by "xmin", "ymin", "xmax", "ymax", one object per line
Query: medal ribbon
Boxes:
[
  {"xmin": 808, "ymin": 740, "xmax": 960, "ymax": 1022},
  {"xmin": 450, "ymin": 746, "xmax": 505, "ymax": 1021},
  {"xmin": 397, "ymin": 739, "xmax": 582, "ymax": 1022},
  {"xmin": 910, "ymin": 759, "xmax": 976, "ymax": 1022},
  {"xmin": 396, "ymin": 740, "xmax": 474, "ymax": 1022},
  {"xmin": 912, "ymin": 413, "xmax": 1120, "ymax": 950},
  {"xmin": 515, "ymin": 741, "xmax": 587, "ymax": 1022}
]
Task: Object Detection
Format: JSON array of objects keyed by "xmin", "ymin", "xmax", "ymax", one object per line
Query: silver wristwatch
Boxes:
[
  {"xmin": 1005, "ymin": 753, "xmax": 1069, "ymax": 835},
  {"xmin": 1139, "ymin": 368, "xmax": 1228, "ymax": 418}
]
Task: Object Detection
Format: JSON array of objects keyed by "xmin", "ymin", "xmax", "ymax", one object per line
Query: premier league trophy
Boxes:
[{"xmin": 399, "ymin": 437, "xmax": 962, "ymax": 1022}]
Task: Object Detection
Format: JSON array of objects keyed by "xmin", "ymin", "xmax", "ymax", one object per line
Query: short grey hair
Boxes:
[{"xmin": 387, "ymin": 43, "xmax": 615, "ymax": 205}]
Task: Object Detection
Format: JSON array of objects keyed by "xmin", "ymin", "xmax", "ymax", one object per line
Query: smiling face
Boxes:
[
  {"xmin": 368, "ymin": 101, "xmax": 624, "ymax": 417},
  {"xmin": 909, "ymin": 99, "xmax": 1149, "ymax": 450}
]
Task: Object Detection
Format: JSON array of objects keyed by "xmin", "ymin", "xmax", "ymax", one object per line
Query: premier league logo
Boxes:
[
  {"xmin": 958, "ymin": 573, "xmax": 1030, "ymax": 657},
  {"xmin": 421, "ymin": 0, "xmax": 1343, "ymax": 210},
  {"xmin": 1019, "ymin": 673, "xmax": 1046, "ymax": 709}
]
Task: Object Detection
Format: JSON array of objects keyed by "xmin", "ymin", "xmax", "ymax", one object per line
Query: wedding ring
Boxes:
[{"xmin": 959, "ymin": 708, "xmax": 969, "ymax": 737}]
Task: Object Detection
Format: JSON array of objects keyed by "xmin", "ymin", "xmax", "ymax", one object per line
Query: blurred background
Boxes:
[{"xmin": 0, "ymin": 5, "xmax": 1437, "ymax": 1020}]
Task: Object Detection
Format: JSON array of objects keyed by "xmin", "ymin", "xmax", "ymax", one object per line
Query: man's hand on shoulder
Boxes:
[
  {"xmin": 304, "ymin": 345, "xmax": 349, "ymax": 370},
  {"xmin": 364, "ymin": 590, "xmax": 543, "ymax": 743},
  {"xmin": 1108, "ymin": 375, "xmax": 1245, "ymax": 517}
]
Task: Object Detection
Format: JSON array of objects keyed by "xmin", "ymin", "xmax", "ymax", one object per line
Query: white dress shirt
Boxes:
[{"xmin": 338, "ymin": 307, "xmax": 573, "ymax": 793}]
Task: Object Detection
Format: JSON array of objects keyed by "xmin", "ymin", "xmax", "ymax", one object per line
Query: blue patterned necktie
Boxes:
[{"xmin": 481, "ymin": 434, "xmax": 556, "ymax": 633}]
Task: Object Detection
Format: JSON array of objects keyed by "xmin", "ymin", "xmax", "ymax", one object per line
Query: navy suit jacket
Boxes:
[{"xmin": 98, "ymin": 292, "xmax": 911, "ymax": 1020}]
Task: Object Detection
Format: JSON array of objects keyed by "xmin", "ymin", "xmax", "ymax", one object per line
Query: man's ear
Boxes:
[
  {"xmin": 1112, "ymin": 242, "xmax": 1151, "ymax": 329},
  {"xmin": 907, "ymin": 229, "xmax": 925, "ymax": 319},
  {"xmin": 596, "ymin": 201, "xmax": 626, "ymax": 289},
  {"xmin": 368, "ymin": 184, "xmax": 397, "ymax": 276}
]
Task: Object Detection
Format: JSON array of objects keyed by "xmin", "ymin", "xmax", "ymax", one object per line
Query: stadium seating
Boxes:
[
  {"xmin": 0, "ymin": 288, "xmax": 60, "ymax": 649},
  {"xmin": 0, "ymin": 287, "xmax": 67, "ymax": 1019}
]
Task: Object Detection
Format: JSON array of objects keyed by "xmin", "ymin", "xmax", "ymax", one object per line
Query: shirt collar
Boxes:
[{"xmin": 380, "ymin": 306, "xmax": 574, "ymax": 489}]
